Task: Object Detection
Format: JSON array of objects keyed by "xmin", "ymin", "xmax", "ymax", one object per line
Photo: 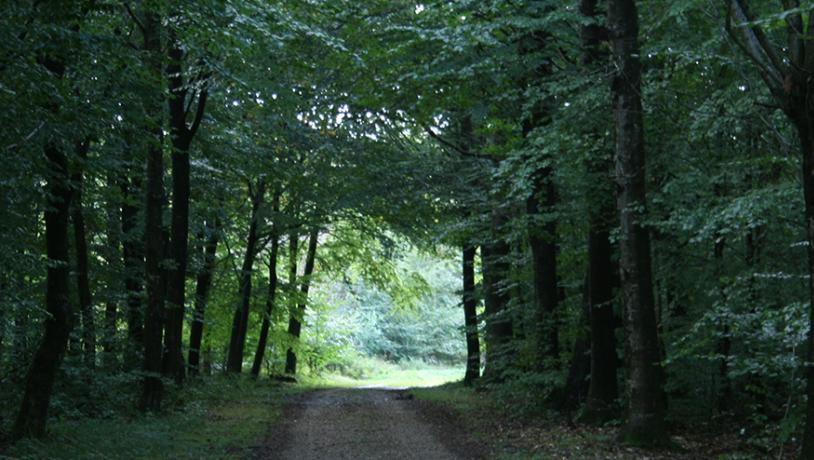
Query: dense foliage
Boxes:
[{"xmin": 3, "ymin": 0, "xmax": 814, "ymax": 457}]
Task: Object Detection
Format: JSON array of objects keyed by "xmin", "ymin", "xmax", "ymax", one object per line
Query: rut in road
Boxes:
[{"xmin": 260, "ymin": 388, "xmax": 486, "ymax": 460}]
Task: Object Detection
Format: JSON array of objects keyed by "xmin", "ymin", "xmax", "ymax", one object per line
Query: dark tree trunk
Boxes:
[
  {"xmin": 187, "ymin": 216, "xmax": 220, "ymax": 376},
  {"xmin": 162, "ymin": 40, "xmax": 208, "ymax": 384},
  {"xmin": 102, "ymin": 176, "xmax": 121, "ymax": 369},
  {"xmin": 13, "ymin": 144, "xmax": 74, "ymax": 439},
  {"xmin": 562, "ymin": 296, "xmax": 591, "ymax": 411},
  {"xmin": 120, "ymin": 171, "xmax": 144, "ymax": 370},
  {"xmin": 140, "ymin": 12, "xmax": 165, "ymax": 413},
  {"xmin": 252, "ymin": 190, "xmax": 281, "ymax": 377},
  {"xmin": 226, "ymin": 179, "xmax": 266, "ymax": 373},
  {"xmin": 583, "ymin": 196, "xmax": 619, "ymax": 419},
  {"xmin": 480, "ymin": 212, "xmax": 513, "ymax": 382},
  {"xmin": 713, "ymin": 235, "xmax": 732, "ymax": 414},
  {"xmin": 580, "ymin": 0, "xmax": 619, "ymax": 422},
  {"xmin": 527, "ymin": 168, "xmax": 559, "ymax": 365},
  {"xmin": 608, "ymin": 0, "xmax": 667, "ymax": 445},
  {"xmin": 462, "ymin": 245, "xmax": 481, "ymax": 385},
  {"xmin": 283, "ymin": 233, "xmax": 299, "ymax": 373},
  {"xmin": 794, "ymin": 119, "xmax": 814, "ymax": 457},
  {"xmin": 285, "ymin": 229, "xmax": 319, "ymax": 375},
  {"xmin": 71, "ymin": 140, "xmax": 95, "ymax": 369},
  {"xmin": 161, "ymin": 141, "xmax": 190, "ymax": 382},
  {"xmin": 518, "ymin": 28, "xmax": 560, "ymax": 368}
]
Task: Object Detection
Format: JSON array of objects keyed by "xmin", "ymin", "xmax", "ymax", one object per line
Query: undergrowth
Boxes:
[{"xmin": 0, "ymin": 375, "xmax": 301, "ymax": 460}]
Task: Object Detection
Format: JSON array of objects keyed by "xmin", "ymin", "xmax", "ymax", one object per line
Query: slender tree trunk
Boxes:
[
  {"xmin": 462, "ymin": 245, "xmax": 481, "ymax": 385},
  {"xmin": 102, "ymin": 176, "xmax": 121, "ymax": 369},
  {"xmin": 120, "ymin": 171, "xmax": 144, "ymax": 370},
  {"xmin": 252, "ymin": 190, "xmax": 281, "ymax": 377},
  {"xmin": 285, "ymin": 229, "xmax": 319, "ymax": 375},
  {"xmin": 162, "ymin": 40, "xmax": 208, "ymax": 384},
  {"xmin": 527, "ymin": 168, "xmax": 559, "ymax": 365},
  {"xmin": 481, "ymin": 212, "xmax": 513, "ymax": 382},
  {"xmin": 162, "ymin": 139, "xmax": 190, "ymax": 382},
  {"xmin": 187, "ymin": 216, "xmax": 220, "ymax": 376},
  {"xmin": 13, "ymin": 144, "xmax": 74, "ymax": 439},
  {"xmin": 793, "ymin": 118, "xmax": 814, "ymax": 457},
  {"xmin": 283, "ymin": 233, "xmax": 299, "ymax": 373},
  {"xmin": 583, "ymin": 196, "xmax": 619, "ymax": 418},
  {"xmin": 579, "ymin": 0, "xmax": 619, "ymax": 422},
  {"xmin": 608, "ymin": 0, "xmax": 667, "ymax": 445},
  {"xmin": 140, "ymin": 11, "xmax": 165, "ymax": 412},
  {"xmin": 226, "ymin": 179, "xmax": 266, "ymax": 373},
  {"xmin": 562, "ymin": 294, "xmax": 591, "ymax": 410},
  {"xmin": 251, "ymin": 234, "xmax": 280, "ymax": 377},
  {"xmin": 70, "ymin": 140, "xmax": 95, "ymax": 369}
]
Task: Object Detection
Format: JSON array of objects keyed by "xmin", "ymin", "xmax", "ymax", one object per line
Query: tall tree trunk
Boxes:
[
  {"xmin": 102, "ymin": 175, "xmax": 121, "ymax": 369},
  {"xmin": 462, "ymin": 245, "xmax": 481, "ymax": 385},
  {"xmin": 583, "ymin": 190, "xmax": 619, "ymax": 419},
  {"xmin": 527, "ymin": 168, "xmax": 559, "ymax": 365},
  {"xmin": 581, "ymin": 0, "xmax": 619, "ymax": 422},
  {"xmin": 252, "ymin": 190, "xmax": 281, "ymax": 377},
  {"xmin": 562, "ymin": 294, "xmax": 591, "ymax": 410},
  {"xmin": 480, "ymin": 212, "xmax": 513, "ymax": 382},
  {"xmin": 226, "ymin": 179, "xmax": 266, "ymax": 373},
  {"xmin": 285, "ymin": 229, "xmax": 319, "ymax": 375},
  {"xmin": 71, "ymin": 140, "xmax": 95, "ymax": 369},
  {"xmin": 187, "ymin": 216, "xmax": 220, "ymax": 376},
  {"xmin": 795, "ymin": 119, "xmax": 814, "ymax": 457},
  {"xmin": 283, "ymin": 233, "xmax": 299, "ymax": 374},
  {"xmin": 120, "ymin": 170, "xmax": 144, "ymax": 370},
  {"xmin": 518, "ymin": 28, "xmax": 560, "ymax": 367},
  {"xmin": 140, "ymin": 11, "xmax": 165, "ymax": 412},
  {"xmin": 162, "ymin": 40, "xmax": 208, "ymax": 384},
  {"xmin": 13, "ymin": 144, "xmax": 74, "ymax": 439},
  {"xmin": 608, "ymin": 0, "xmax": 667, "ymax": 445}
]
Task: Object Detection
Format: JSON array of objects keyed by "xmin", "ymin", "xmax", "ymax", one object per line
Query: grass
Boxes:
[
  {"xmin": 1, "ymin": 376, "xmax": 303, "ymax": 460},
  {"xmin": 321, "ymin": 366, "xmax": 465, "ymax": 388}
]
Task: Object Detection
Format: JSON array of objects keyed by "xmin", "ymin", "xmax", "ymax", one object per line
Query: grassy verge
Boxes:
[{"xmin": 2, "ymin": 376, "xmax": 303, "ymax": 460}]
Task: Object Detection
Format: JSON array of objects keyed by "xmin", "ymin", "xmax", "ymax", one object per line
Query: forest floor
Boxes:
[
  {"xmin": 256, "ymin": 388, "xmax": 488, "ymax": 460},
  {"xmin": 255, "ymin": 382, "xmax": 757, "ymax": 460},
  {"xmin": 1, "ymin": 372, "xmax": 767, "ymax": 459}
]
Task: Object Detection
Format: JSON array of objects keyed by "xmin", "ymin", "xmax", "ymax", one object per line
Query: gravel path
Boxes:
[{"xmin": 259, "ymin": 388, "xmax": 486, "ymax": 460}]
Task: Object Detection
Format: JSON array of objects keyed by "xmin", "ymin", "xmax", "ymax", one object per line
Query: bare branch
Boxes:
[
  {"xmin": 724, "ymin": 0, "xmax": 785, "ymax": 95},
  {"xmin": 122, "ymin": 2, "xmax": 146, "ymax": 35},
  {"xmin": 188, "ymin": 85, "xmax": 209, "ymax": 138},
  {"xmin": 734, "ymin": 0, "xmax": 787, "ymax": 77},
  {"xmin": 420, "ymin": 123, "xmax": 495, "ymax": 162}
]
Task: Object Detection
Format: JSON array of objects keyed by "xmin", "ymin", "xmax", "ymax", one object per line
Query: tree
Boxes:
[
  {"xmin": 722, "ymin": 2, "xmax": 814, "ymax": 455},
  {"xmin": 188, "ymin": 215, "xmax": 220, "ymax": 376},
  {"xmin": 462, "ymin": 245, "xmax": 481, "ymax": 385},
  {"xmin": 608, "ymin": 0, "xmax": 668, "ymax": 445},
  {"xmin": 140, "ymin": 9, "xmax": 166, "ymax": 412},
  {"xmin": 285, "ymin": 229, "xmax": 319, "ymax": 375},
  {"xmin": 252, "ymin": 189, "xmax": 282, "ymax": 377},
  {"xmin": 581, "ymin": 0, "xmax": 619, "ymax": 422},
  {"xmin": 13, "ymin": 2, "xmax": 80, "ymax": 438},
  {"xmin": 226, "ymin": 179, "xmax": 267, "ymax": 373},
  {"xmin": 71, "ymin": 140, "xmax": 96, "ymax": 369},
  {"xmin": 163, "ymin": 29, "xmax": 210, "ymax": 384}
]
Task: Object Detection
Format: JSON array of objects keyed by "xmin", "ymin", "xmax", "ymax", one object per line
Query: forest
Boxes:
[{"xmin": 2, "ymin": 0, "xmax": 814, "ymax": 459}]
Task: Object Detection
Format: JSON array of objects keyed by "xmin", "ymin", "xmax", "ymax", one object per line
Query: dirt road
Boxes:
[{"xmin": 259, "ymin": 388, "xmax": 487, "ymax": 460}]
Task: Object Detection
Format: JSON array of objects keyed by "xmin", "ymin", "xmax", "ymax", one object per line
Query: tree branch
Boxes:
[
  {"xmin": 122, "ymin": 2, "xmax": 146, "ymax": 35},
  {"xmin": 188, "ymin": 85, "xmax": 209, "ymax": 138},
  {"xmin": 724, "ymin": 0, "xmax": 785, "ymax": 96},
  {"xmin": 420, "ymin": 123, "xmax": 495, "ymax": 162}
]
